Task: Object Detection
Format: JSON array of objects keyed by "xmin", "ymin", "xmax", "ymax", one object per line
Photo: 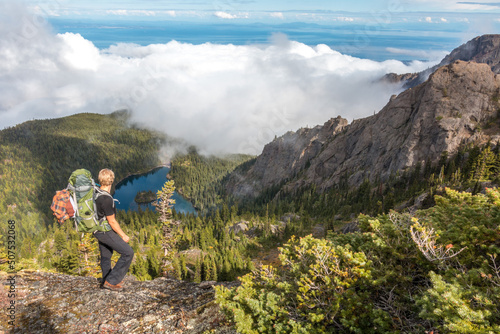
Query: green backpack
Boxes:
[{"xmin": 67, "ymin": 169, "xmax": 113, "ymax": 233}]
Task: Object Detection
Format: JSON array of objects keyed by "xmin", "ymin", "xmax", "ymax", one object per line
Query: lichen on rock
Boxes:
[{"xmin": 0, "ymin": 270, "xmax": 238, "ymax": 334}]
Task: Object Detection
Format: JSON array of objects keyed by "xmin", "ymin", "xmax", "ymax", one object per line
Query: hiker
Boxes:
[{"xmin": 94, "ymin": 168, "xmax": 134, "ymax": 291}]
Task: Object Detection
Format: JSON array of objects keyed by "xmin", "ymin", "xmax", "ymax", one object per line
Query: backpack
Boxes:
[{"xmin": 52, "ymin": 169, "xmax": 114, "ymax": 233}]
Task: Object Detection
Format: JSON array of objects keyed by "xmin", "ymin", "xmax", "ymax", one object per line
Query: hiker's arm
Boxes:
[{"xmin": 107, "ymin": 214, "xmax": 130, "ymax": 243}]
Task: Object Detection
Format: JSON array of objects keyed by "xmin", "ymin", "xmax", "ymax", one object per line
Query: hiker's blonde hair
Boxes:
[{"xmin": 98, "ymin": 169, "xmax": 115, "ymax": 186}]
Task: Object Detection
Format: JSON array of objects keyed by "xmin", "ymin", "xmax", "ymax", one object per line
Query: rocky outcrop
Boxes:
[
  {"xmin": 385, "ymin": 34, "xmax": 500, "ymax": 88},
  {"xmin": 226, "ymin": 116, "xmax": 348, "ymax": 197},
  {"xmin": 439, "ymin": 34, "xmax": 500, "ymax": 74},
  {"xmin": 227, "ymin": 220, "xmax": 286, "ymax": 238},
  {"xmin": 0, "ymin": 271, "xmax": 238, "ymax": 334},
  {"xmin": 228, "ymin": 221, "xmax": 249, "ymax": 235},
  {"xmin": 226, "ymin": 60, "xmax": 500, "ymax": 198}
]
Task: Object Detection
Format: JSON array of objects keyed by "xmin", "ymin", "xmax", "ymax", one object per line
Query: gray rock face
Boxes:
[
  {"xmin": 440, "ymin": 34, "xmax": 500, "ymax": 73},
  {"xmin": 385, "ymin": 34, "xmax": 500, "ymax": 88},
  {"xmin": 225, "ymin": 116, "xmax": 348, "ymax": 197},
  {"xmin": 228, "ymin": 221, "xmax": 249, "ymax": 235},
  {"xmin": 226, "ymin": 60, "xmax": 500, "ymax": 198}
]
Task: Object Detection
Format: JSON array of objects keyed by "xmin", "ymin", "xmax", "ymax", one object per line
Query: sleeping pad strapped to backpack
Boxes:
[{"xmin": 66, "ymin": 169, "xmax": 113, "ymax": 233}]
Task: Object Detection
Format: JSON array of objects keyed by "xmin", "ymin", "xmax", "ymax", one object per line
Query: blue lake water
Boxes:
[{"xmin": 113, "ymin": 166, "xmax": 196, "ymax": 214}]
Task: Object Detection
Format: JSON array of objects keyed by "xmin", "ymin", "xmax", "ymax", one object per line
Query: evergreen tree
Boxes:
[
  {"xmin": 78, "ymin": 232, "xmax": 100, "ymax": 277},
  {"xmin": 54, "ymin": 229, "xmax": 67, "ymax": 255},
  {"xmin": 194, "ymin": 253, "xmax": 202, "ymax": 283},
  {"xmin": 154, "ymin": 180, "xmax": 180, "ymax": 277},
  {"xmin": 132, "ymin": 255, "xmax": 150, "ymax": 281},
  {"xmin": 172, "ymin": 256, "xmax": 182, "ymax": 280}
]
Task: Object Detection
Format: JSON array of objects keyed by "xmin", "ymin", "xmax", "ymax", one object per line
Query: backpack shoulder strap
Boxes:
[{"xmin": 94, "ymin": 187, "xmax": 119, "ymax": 208}]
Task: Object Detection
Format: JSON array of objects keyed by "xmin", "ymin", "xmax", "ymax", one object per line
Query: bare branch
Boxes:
[{"xmin": 410, "ymin": 222, "xmax": 467, "ymax": 266}]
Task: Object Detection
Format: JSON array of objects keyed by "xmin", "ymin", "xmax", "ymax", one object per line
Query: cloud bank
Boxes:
[{"xmin": 0, "ymin": 3, "xmax": 440, "ymax": 155}]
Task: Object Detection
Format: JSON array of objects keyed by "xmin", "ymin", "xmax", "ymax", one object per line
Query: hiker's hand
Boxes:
[{"xmin": 122, "ymin": 234, "xmax": 130, "ymax": 243}]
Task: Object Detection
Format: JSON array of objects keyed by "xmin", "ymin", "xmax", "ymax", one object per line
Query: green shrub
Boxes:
[
  {"xmin": 414, "ymin": 188, "xmax": 500, "ymax": 332},
  {"xmin": 215, "ymin": 235, "xmax": 393, "ymax": 333},
  {"xmin": 216, "ymin": 188, "xmax": 500, "ymax": 333},
  {"xmin": 417, "ymin": 271, "xmax": 499, "ymax": 333}
]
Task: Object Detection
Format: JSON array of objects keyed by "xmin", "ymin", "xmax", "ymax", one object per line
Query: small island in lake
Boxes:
[{"xmin": 134, "ymin": 190, "xmax": 156, "ymax": 204}]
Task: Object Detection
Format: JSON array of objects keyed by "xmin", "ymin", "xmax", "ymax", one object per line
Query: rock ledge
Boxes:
[{"xmin": 0, "ymin": 271, "xmax": 238, "ymax": 334}]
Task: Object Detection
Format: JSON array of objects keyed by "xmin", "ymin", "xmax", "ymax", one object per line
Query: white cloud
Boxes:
[
  {"xmin": 412, "ymin": 0, "xmax": 500, "ymax": 10},
  {"xmin": 32, "ymin": 5, "xmax": 60, "ymax": 17},
  {"xmin": 106, "ymin": 9, "xmax": 157, "ymax": 16},
  {"xmin": 214, "ymin": 11, "xmax": 237, "ymax": 19},
  {"xmin": 58, "ymin": 33, "xmax": 101, "ymax": 70},
  {"xmin": 0, "ymin": 4, "xmax": 441, "ymax": 155},
  {"xmin": 270, "ymin": 12, "xmax": 284, "ymax": 19},
  {"xmin": 336, "ymin": 16, "xmax": 355, "ymax": 22},
  {"xmin": 420, "ymin": 16, "xmax": 450, "ymax": 23},
  {"xmin": 106, "ymin": 9, "xmax": 127, "ymax": 15}
]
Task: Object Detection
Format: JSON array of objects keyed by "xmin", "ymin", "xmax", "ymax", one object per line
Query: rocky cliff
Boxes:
[
  {"xmin": 0, "ymin": 271, "xmax": 237, "ymax": 334},
  {"xmin": 226, "ymin": 59, "xmax": 500, "ymax": 198},
  {"xmin": 385, "ymin": 34, "xmax": 500, "ymax": 88},
  {"xmin": 226, "ymin": 116, "xmax": 348, "ymax": 198}
]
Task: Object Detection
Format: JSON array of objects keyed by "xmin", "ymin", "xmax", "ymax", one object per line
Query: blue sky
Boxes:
[{"xmin": 25, "ymin": 0, "xmax": 500, "ymax": 21}]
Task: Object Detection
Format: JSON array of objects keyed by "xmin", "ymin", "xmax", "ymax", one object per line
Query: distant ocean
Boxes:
[{"xmin": 48, "ymin": 19, "xmax": 463, "ymax": 62}]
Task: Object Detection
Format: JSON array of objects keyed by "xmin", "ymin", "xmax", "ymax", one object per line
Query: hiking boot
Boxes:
[{"xmin": 102, "ymin": 281, "xmax": 123, "ymax": 292}]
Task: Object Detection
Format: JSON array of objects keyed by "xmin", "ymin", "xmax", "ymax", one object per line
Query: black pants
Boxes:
[{"xmin": 93, "ymin": 230, "xmax": 134, "ymax": 285}]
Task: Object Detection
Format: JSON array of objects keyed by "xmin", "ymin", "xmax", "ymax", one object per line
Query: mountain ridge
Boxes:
[
  {"xmin": 384, "ymin": 34, "xmax": 500, "ymax": 88},
  {"xmin": 225, "ymin": 35, "xmax": 500, "ymax": 200}
]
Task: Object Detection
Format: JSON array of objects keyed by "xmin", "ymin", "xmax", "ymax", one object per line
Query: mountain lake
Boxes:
[{"xmin": 113, "ymin": 166, "xmax": 196, "ymax": 214}]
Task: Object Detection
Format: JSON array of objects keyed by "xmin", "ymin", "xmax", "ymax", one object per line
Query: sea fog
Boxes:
[{"xmin": 1, "ymin": 3, "xmax": 470, "ymax": 155}]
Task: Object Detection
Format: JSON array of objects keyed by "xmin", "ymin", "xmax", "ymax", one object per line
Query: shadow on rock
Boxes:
[{"xmin": 13, "ymin": 301, "xmax": 61, "ymax": 334}]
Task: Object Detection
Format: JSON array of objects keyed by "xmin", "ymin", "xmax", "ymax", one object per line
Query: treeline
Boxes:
[
  {"xmin": 234, "ymin": 142, "xmax": 500, "ymax": 223},
  {"xmin": 169, "ymin": 147, "xmax": 253, "ymax": 213}
]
